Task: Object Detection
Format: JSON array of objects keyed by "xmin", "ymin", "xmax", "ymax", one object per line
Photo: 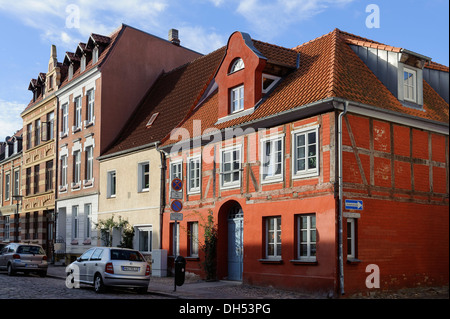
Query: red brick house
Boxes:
[{"xmin": 155, "ymin": 28, "xmax": 448, "ymax": 296}]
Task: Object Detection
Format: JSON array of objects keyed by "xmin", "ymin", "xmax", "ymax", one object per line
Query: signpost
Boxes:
[
  {"xmin": 345, "ymin": 199, "xmax": 363, "ymax": 211},
  {"xmin": 170, "ymin": 179, "xmax": 183, "ymax": 292}
]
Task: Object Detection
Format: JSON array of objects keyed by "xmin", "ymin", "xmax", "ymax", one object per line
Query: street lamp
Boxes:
[{"xmin": 12, "ymin": 195, "xmax": 23, "ymax": 243}]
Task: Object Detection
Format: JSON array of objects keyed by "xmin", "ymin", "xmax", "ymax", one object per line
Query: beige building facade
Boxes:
[{"xmin": 98, "ymin": 147, "xmax": 162, "ymax": 256}]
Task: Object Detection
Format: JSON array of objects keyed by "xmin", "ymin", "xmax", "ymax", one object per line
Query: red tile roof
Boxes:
[{"xmin": 161, "ymin": 29, "xmax": 448, "ymax": 147}]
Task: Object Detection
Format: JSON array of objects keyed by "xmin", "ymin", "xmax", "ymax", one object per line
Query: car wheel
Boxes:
[
  {"xmin": 7, "ymin": 264, "xmax": 15, "ymax": 276},
  {"xmin": 94, "ymin": 274, "xmax": 105, "ymax": 293}
]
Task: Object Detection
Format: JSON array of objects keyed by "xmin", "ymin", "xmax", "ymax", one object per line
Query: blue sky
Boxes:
[{"xmin": 0, "ymin": 0, "xmax": 448, "ymax": 141}]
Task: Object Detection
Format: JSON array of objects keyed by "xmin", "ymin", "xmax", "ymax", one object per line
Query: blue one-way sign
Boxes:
[{"xmin": 345, "ymin": 199, "xmax": 363, "ymax": 211}]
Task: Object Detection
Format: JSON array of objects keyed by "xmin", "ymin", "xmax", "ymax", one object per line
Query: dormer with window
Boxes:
[{"xmin": 215, "ymin": 32, "xmax": 297, "ymax": 122}]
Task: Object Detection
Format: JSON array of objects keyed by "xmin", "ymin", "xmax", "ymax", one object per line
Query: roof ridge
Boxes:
[
  {"xmin": 252, "ymin": 39, "xmax": 297, "ymax": 53},
  {"xmin": 327, "ymin": 29, "xmax": 340, "ymax": 98}
]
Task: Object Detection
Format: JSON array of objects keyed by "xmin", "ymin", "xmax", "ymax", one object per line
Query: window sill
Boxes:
[
  {"xmin": 347, "ymin": 258, "xmax": 362, "ymax": 265},
  {"xmin": 258, "ymin": 258, "xmax": 283, "ymax": 264},
  {"xmin": 261, "ymin": 177, "xmax": 283, "ymax": 184},
  {"xmin": 185, "ymin": 256, "xmax": 200, "ymax": 261},
  {"xmin": 290, "ymin": 259, "xmax": 318, "ymax": 266}
]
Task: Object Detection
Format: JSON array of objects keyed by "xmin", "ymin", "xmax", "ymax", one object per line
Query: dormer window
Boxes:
[
  {"xmin": 68, "ymin": 64, "xmax": 74, "ymax": 80},
  {"xmin": 92, "ymin": 47, "xmax": 99, "ymax": 64},
  {"xmin": 81, "ymin": 55, "xmax": 86, "ymax": 72},
  {"xmin": 230, "ymin": 58, "xmax": 244, "ymax": 73},
  {"xmin": 230, "ymin": 85, "xmax": 244, "ymax": 113},
  {"xmin": 403, "ymin": 67, "xmax": 417, "ymax": 103},
  {"xmin": 262, "ymin": 74, "xmax": 281, "ymax": 94}
]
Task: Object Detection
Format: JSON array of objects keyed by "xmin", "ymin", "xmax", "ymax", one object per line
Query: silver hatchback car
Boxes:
[
  {"xmin": 0, "ymin": 243, "xmax": 48, "ymax": 277},
  {"xmin": 66, "ymin": 247, "xmax": 150, "ymax": 293}
]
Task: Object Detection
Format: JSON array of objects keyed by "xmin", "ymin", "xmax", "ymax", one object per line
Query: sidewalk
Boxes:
[{"xmin": 47, "ymin": 265, "xmax": 307, "ymax": 299}]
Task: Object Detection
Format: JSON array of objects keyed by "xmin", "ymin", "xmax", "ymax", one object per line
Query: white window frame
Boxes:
[
  {"xmin": 403, "ymin": 67, "xmax": 417, "ymax": 103},
  {"xmin": 266, "ymin": 216, "xmax": 281, "ymax": 259},
  {"xmin": 85, "ymin": 146, "xmax": 93, "ymax": 181},
  {"xmin": 60, "ymin": 155, "xmax": 68, "ymax": 188},
  {"xmin": 13, "ymin": 169, "xmax": 20, "ymax": 197},
  {"xmin": 136, "ymin": 226, "xmax": 152, "ymax": 253},
  {"xmin": 297, "ymin": 214, "xmax": 316, "ymax": 262},
  {"xmin": 292, "ymin": 125, "xmax": 319, "ymax": 179},
  {"xmin": 189, "ymin": 222, "xmax": 199, "ymax": 257},
  {"xmin": 187, "ymin": 155, "xmax": 201, "ymax": 194},
  {"xmin": 220, "ymin": 145, "xmax": 242, "ymax": 189},
  {"xmin": 262, "ymin": 74, "xmax": 281, "ymax": 94},
  {"xmin": 107, "ymin": 170, "xmax": 116, "ymax": 198},
  {"xmin": 86, "ymin": 89, "xmax": 95, "ymax": 124},
  {"xmin": 61, "ymin": 103, "xmax": 69, "ymax": 136},
  {"xmin": 85, "ymin": 204, "xmax": 92, "ymax": 239},
  {"xmin": 170, "ymin": 160, "xmax": 183, "ymax": 181},
  {"xmin": 230, "ymin": 85, "xmax": 244, "ymax": 113},
  {"xmin": 347, "ymin": 218, "xmax": 356, "ymax": 259},
  {"xmin": 260, "ymin": 135, "xmax": 284, "ymax": 183},
  {"xmin": 72, "ymin": 206, "xmax": 79, "ymax": 240},
  {"xmin": 138, "ymin": 161, "xmax": 150, "ymax": 192},
  {"xmin": 73, "ymin": 150, "xmax": 81, "ymax": 185},
  {"xmin": 4, "ymin": 216, "xmax": 10, "ymax": 241},
  {"xmin": 74, "ymin": 96, "xmax": 82, "ymax": 131},
  {"xmin": 5, "ymin": 173, "xmax": 10, "ymax": 201},
  {"xmin": 230, "ymin": 58, "xmax": 245, "ymax": 73}
]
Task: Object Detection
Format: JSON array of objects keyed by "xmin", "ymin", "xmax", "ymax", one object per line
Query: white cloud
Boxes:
[
  {"xmin": 178, "ymin": 26, "xmax": 227, "ymax": 54},
  {"xmin": 0, "ymin": 99, "xmax": 26, "ymax": 141},
  {"xmin": 236, "ymin": 0, "xmax": 355, "ymax": 39}
]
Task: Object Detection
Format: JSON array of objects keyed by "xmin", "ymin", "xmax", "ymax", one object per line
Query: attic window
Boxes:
[
  {"xmin": 92, "ymin": 47, "xmax": 99, "ymax": 64},
  {"xmin": 403, "ymin": 67, "xmax": 417, "ymax": 103},
  {"xmin": 229, "ymin": 58, "xmax": 245, "ymax": 74},
  {"xmin": 262, "ymin": 74, "xmax": 281, "ymax": 94},
  {"xmin": 146, "ymin": 112, "xmax": 159, "ymax": 128}
]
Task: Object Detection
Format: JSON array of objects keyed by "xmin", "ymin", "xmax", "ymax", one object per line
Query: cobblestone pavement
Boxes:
[{"xmin": 0, "ymin": 270, "xmax": 169, "ymax": 299}]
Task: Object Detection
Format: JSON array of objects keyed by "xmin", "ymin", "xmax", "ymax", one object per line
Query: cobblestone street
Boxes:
[{"xmin": 0, "ymin": 270, "xmax": 168, "ymax": 299}]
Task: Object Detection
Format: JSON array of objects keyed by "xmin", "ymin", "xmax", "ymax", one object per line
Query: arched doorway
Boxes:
[{"xmin": 227, "ymin": 203, "xmax": 243, "ymax": 281}]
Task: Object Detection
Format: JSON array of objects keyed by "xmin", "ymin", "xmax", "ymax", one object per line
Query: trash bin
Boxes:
[{"xmin": 174, "ymin": 256, "xmax": 186, "ymax": 287}]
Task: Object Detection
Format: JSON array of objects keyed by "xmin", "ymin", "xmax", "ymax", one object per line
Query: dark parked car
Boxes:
[{"xmin": 0, "ymin": 243, "xmax": 48, "ymax": 277}]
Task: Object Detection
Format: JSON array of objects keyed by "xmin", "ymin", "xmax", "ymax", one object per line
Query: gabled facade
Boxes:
[
  {"xmin": 158, "ymin": 29, "xmax": 449, "ymax": 296},
  {"xmin": 19, "ymin": 45, "xmax": 61, "ymax": 258},
  {"xmin": 0, "ymin": 130, "xmax": 23, "ymax": 244},
  {"xmin": 55, "ymin": 25, "xmax": 201, "ymax": 262}
]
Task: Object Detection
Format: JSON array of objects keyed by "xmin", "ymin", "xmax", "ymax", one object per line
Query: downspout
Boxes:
[
  {"xmin": 158, "ymin": 144, "xmax": 167, "ymax": 250},
  {"xmin": 337, "ymin": 101, "xmax": 348, "ymax": 295}
]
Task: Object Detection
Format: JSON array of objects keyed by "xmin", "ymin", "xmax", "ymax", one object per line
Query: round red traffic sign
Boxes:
[
  {"xmin": 171, "ymin": 200, "xmax": 183, "ymax": 212},
  {"xmin": 171, "ymin": 178, "xmax": 183, "ymax": 191}
]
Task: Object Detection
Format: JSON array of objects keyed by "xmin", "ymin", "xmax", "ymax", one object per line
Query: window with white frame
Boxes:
[
  {"xmin": 170, "ymin": 160, "xmax": 183, "ymax": 181},
  {"xmin": 138, "ymin": 162, "xmax": 150, "ymax": 192},
  {"xmin": 292, "ymin": 126, "xmax": 319, "ymax": 178},
  {"xmin": 86, "ymin": 89, "xmax": 95, "ymax": 124},
  {"xmin": 261, "ymin": 136, "xmax": 283, "ymax": 182},
  {"xmin": 47, "ymin": 111, "xmax": 54, "ymax": 140},
  {"xmin": 27, "ymin": 123, "xmax": 32, "ymax": 149},
  {"xmin": 220, "ymin": 146, "xmax": 241, "ymax": 188},
  {"xmin": 266, "ymin": 216, "xmax": 281, "ymax": 259},
  {"xmin": 74, "ymin": 96, "xmax": 82, "ymax": 130},
  {"xmin": 403, "ymin": 67, "xmax": 417, "ymax": 103},
  {"xmin": 188, "ymin": 222, "xmax": 199, "ymax": 257},
  {"xmin": 5, "ymin": 173, "xmax": 10, "ymax": 200},
  {"xmin": 81, "ymin": 55, "xmax": 86, "ymax": 72},
  {"xmin": 230, "ymin": 58, "xmax": 244, "ymax": 73},
  {"xmin": 92, "ymin": 47, "xmax": 99, "ymax": 64},
  {"xmin": 171, "ymin": 222, "xmax": 180, "ymax": 256},
  {"xmin": 85, "ymin": 146, "xmax": 93, "ymax": 181},
  {"xmin": 137, "ymin": 226, "xmax": 152, "ymax": 253},
  {"xmin": 73, "ymin": 150, "xmax": 81, "ymax": 185},
  {"xmin": 35, "ymin": 119, "xmax": 41, "ymax": 146},
  {"xmin": 347, "ymin": 218, "xmax": 356, "ymax": 259},
  {"xmin": 230, "ymin": 85, "xmax": 244, "ymax": 113},
  {"xmin": 297, "ymin": 214, "xmax": 316, "ymax": 261},
  {"xmin": 4, "ymin": 216, "xmax": 10, "ymax": 241},
  {"xmin": 61, "ymin": 103, "xmax": 68, "ymax": 135},
  {"xmin": 72, "ymin": 206, "xmax": 79, "ymax": 239},
  {"xmin": 60, "ymin": 155, "xmax": 67, "ymax": 188},
  {"xmin": 107, "ymin": 170, "xmax": 116, "ymax": 198},
  {"xmin": 187, "ymin": 156, "xmax": 201, "ymax": 194},
  {"xmin": 13, "ymin": 170, "xmax": 20, "ymax": 196},
  {"xmin": 85, "ymin": 204, "xmax": 92, "ymax": 238}
]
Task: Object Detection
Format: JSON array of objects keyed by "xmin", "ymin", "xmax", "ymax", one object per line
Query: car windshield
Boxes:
[
  {"xmin": 17, "ymin": 245, "xmax": 45, "ymax": 255},
  {"xmin": 110, "ymin": 249, "xmax": 144, "ymax": 262}
]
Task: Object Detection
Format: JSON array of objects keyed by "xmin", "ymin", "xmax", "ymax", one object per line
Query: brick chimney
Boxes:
[{"xmin": 168, "ymin": 29, "xmax": 180, "ymax": 46}]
